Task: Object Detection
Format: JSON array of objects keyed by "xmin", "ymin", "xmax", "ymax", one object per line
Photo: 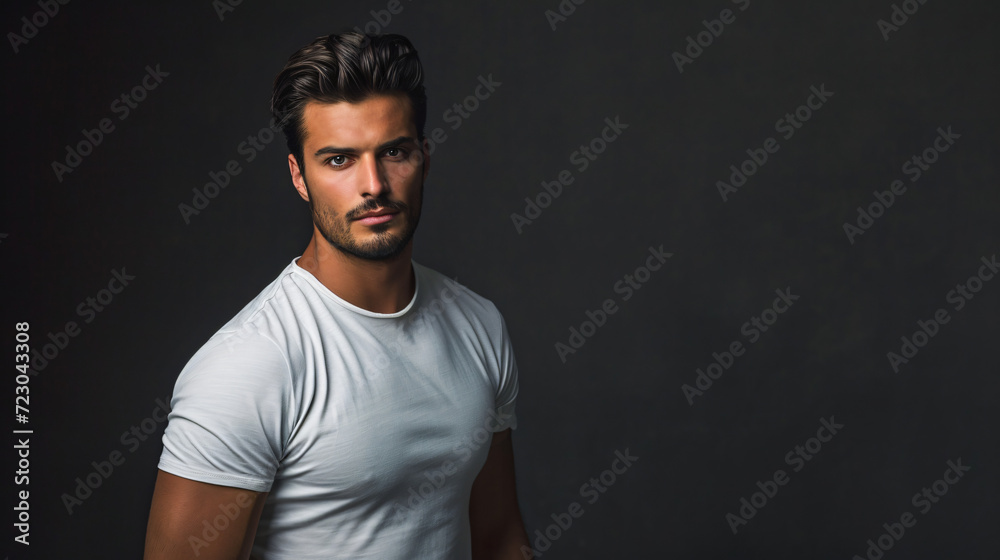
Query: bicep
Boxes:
[{"xmin": 144, "ymin": 469, "xmax": 267, "ymax": 560}]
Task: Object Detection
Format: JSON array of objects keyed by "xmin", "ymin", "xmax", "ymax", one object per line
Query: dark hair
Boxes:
[{"xmin": 270, "ymin": 31, "xmax": 427, "ymax": 168}]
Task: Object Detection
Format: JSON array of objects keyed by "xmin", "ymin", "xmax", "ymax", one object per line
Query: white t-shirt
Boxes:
[{"xmin": 157, "ymin": 257, "xmax": 519, "ymax": 559}]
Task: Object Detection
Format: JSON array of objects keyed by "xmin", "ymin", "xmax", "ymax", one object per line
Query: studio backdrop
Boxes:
[{"xmin": 2, "ymin": 0, "xmax": 997, "ymax": 558}]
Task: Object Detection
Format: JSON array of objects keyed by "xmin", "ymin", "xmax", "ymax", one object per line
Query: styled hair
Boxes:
[{"xmin": 270, "ymin": 31, "xmax": 427, "ymax": 168}]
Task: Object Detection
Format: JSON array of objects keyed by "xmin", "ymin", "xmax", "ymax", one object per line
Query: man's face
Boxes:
[{"xmin": 289, "ymin": 93, "xmax": 428, "ymax": 261}]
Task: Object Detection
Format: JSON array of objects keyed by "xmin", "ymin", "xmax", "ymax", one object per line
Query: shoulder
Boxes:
[
  {"xmin": 202, "ymin": 259, "xmax": 324, "ymax": 372},
  {"xmin": 413, "ymin": 262, "xmax": 506, "ymax": 333},
  {"xmin": 175, "ymin": 328, "xmax": 292, "ymax": 396},
  {"xmin": 213, "ymin": 260, "xmax": 304, "ymax": 338},
  {"xmin": 175, "ymin": 261, "xmax": 307, "ymax": 394}
]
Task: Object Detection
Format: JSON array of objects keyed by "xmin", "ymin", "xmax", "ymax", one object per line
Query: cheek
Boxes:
[
  {"xmin": 309, "ymin": 176, "xmax": 354, "ymax": 209},
  {"xmin": 386, "ymin": 162, "xmax": 420, "ymax": 184},
  {"xmin": 389, "ymin": 163, "xmax": 424, "ymax": 192}
]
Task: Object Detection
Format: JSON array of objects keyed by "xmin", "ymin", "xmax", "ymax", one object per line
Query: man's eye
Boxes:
[
  {"xmin": 385, "ymin": 147, "xmax": 406, "ymax": 158},
  {"xmin": 328, "ymin": 155, "xmax": 348, "ymax": 167}
]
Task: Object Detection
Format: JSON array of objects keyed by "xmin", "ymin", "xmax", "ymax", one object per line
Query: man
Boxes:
[{"xmin": 144, "ymin": 32, "xmax": 531, "ymax": 559}]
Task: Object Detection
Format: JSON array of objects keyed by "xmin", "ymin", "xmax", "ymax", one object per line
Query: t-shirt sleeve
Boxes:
[
  {"xmin": 157, "ymin": 328, "xmax": 294, "ymax": 492},
  {"xmin": 491, "ymin": 308, "xmax": 519, "ymax": 432}
]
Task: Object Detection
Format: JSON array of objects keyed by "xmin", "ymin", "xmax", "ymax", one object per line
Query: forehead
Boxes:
[{"xmin": 300, "ymin": 93, "xmax": 415, "ymax": 147}]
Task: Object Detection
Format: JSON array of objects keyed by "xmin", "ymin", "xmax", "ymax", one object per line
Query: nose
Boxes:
[{"xmin": 359, "ymin": 153, "xmax": 390, "ymax": 198}]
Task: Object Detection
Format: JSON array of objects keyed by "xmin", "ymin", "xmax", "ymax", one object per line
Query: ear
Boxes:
[{"xmin": 288, "ymin": 154, "xmax": 310, "ymax": 202}]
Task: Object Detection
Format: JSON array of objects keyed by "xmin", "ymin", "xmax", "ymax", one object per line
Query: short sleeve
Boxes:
[
  {"xmin": 157, "ymin": 328, "xmax": 294, "ymax": 492},
  {"xmin": 491, "ymin": 309, "xmax": 519, "ymax": 432}
]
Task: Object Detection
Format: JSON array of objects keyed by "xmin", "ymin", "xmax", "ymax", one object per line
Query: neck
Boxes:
[{"xmin": 297, "ymin": 233, "xmax": 415, "ymax": 314}]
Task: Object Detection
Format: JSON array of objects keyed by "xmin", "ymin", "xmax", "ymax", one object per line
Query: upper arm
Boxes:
[
  {"xmin": 492, "ymin": 309, "xmax": 519, "ymax": 429},
  {"xmin": 467, "ymin": 307, "xmax": 529, "ymax": 557},
  {"xmin": 469, "ymin": 428, "xmax": 529, "ymax": 558},
  {"xmin": 158, "ymin": 331, "xmax": 292, "ymax": 491},
  {"xmin": 144, "ymin": 469, "xmax": 267, "ymax": 560}
]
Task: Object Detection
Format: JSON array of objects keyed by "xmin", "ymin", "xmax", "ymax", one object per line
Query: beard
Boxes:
[{"xmin": 304, "ymin": 177, "xmax": 423, "ymax": 261}]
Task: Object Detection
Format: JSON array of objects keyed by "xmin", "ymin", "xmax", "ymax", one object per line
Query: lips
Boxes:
[
  {"xmin": 355, "ymin": 208, "xmax": 398, "ymax": 220},
  {"xmin": 354, "ymin": 208, "xmax": 399, "ymax": 225}
]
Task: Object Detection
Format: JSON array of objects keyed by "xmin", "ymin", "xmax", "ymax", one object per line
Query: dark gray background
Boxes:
[{"xmin": 3, "ymin": 0, "xmax": 997, "ymax": 558}]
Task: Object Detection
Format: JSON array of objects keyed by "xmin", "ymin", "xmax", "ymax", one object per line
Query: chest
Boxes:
[{"xmin": 279, "ymin": 318, "xmax": 497, "ymax": 499}]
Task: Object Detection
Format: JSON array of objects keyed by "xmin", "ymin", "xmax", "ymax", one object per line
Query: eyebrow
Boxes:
[{"xmin": 313, "ymin": 136, "xmax": 416, "ymax": 158}]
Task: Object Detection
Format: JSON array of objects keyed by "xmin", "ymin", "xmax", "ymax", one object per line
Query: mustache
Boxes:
[{"xmin": 347, "ymin": 198, "xmax": 407, "ymax": 220}]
